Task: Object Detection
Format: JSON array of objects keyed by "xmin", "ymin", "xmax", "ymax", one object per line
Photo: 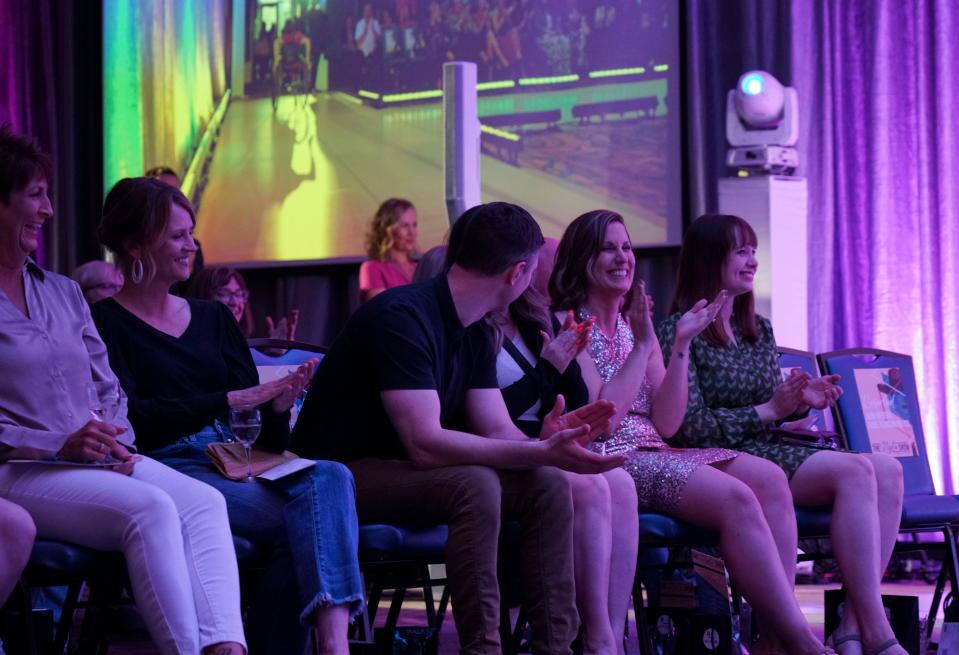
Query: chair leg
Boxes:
[
  {"xmin": 927, "ymin": 564, "xmax": 947, "ymax": 640},
  {"xmin": 633, "ymin": 573, "xmax": 653, "ymax": 655},
  {"xmin": 17, "ymin": 580, "xmax": 39, "ymax": 655},
  {"xmin": 384, "ymin": 587, "xmax": 406, "ymax": 633},
  {"xmin": 435, "ymin": 585, "xmax": 450, "ymax": 632},
  {"xmin": 52, "ymin": 582, "xmax": 84, "ymax": 655}
]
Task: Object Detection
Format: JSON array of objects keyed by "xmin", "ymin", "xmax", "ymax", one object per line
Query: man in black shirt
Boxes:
[{"xmin": 293, "ymin": 202, "xmax": 624, "ymax": 654}]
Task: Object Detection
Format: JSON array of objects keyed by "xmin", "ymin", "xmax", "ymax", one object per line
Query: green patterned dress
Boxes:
[{"xmin": 657, "ymin": 313, "xmax": 817, "ymax": 478}]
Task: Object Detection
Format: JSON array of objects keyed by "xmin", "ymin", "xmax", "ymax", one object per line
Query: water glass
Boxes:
[
  {"xmin": 229, "ymin": 408, "xmax": 262, "ymax": 483},
  {"xmin": 88, "ymin": 380, "xmax": 120, "ymax": 423}
]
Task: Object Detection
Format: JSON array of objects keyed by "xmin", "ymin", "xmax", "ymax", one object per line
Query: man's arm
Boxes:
[
  {"xmin": 464, "ymin": 388, "xmax": 528, "ymax": 442},
  {"xmin": 381, "ymin": 389, "xmax": 626, "ymax": 473}
]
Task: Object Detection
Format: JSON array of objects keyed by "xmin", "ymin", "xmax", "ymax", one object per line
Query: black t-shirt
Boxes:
[
  {"xmin": 291, "ymin": 275, "xmax": 499, "ymax": 462},
  {"xmin": 91, "ymin": 297, "xmax": 290, "ymax": 453}
]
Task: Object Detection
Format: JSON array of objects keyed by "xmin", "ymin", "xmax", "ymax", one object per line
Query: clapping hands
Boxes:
[
  {"xmin": 265, "ymin": 309, "xmax": 300, "ymax": 342},
  {"xmin": 674, "ymin": 290, "xmax": 727, "ymax": 345},
  {"xmin": 540, "ymin": 310, "xmax": 593, "ymax": 374},
  {"xmin": 625, "ymin": 279, "xmax": 656, "ymax": 349},
  {"xmin": 801, "ymin": 374, "xmax": 843, "ymax": 410},
  {"xmin": 227, "ymin": 358, "xmax": 319, "ymax": 413}
]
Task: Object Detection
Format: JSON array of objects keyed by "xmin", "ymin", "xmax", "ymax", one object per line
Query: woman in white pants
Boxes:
[{"xmin": 0, "ymin": 126, "xmax": 246, "ymax": 655}]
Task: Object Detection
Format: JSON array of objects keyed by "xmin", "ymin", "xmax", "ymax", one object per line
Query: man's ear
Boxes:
[{"xmin": 505, "ymin": 260, "xmax": 527, "ymax": 286}]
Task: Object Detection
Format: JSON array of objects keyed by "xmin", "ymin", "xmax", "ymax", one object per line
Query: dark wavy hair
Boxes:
[
  {"xmin": 187, "ymin": 267, "xmax": 255, "ymax": 337},
  {"xmin": 98, "ymin": 177, "xmax": 196, "ymax": 285},
  {"xmin": 365, "ymin": 198, "xmax": 416, "ymax": 261},
  {"xmin": 671, "ymin": 213, "xmax": 759, "ymax": 346},
  {"xmin": 549, "ymin": 209, "xmax": 633, "ymax": 312},
  {"xmin": 0, "ymin": 124, "xmax": 53, "ymax": 203}
]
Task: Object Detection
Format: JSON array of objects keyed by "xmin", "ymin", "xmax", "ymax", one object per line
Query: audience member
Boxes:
[
  {"xmin": 189, "ymin": 266, "xmax": 300, "ymax": 341},
  {"xmin": 0, "ymin": 498, "xmax": 34, "ymax": 605},
  {"xmin": 661, "ymin": 213, "xmax": 906, "ymax": 655},
  {"xmin": 144, "ymin": 165, "xmax": 181, "ymax": 189},
  {"xmin": 410, "ymin": 244, "xmax": 447, "ymax": 282},
  {"xmin": 0, "ymin": 127, "xmax": 245, "ymax": 655},
  {"xmin": 93, "ymin": 177, "xmax": 363, "ymax": 655},
  {"xmin": 292, "ymin": 201, "xmax": 626, "ymax": 654},
  {"xmin": 355, "ymin": 3, "xmax": 382, "ymax": 58},
  {"xmin": 489, "ymin": 281, "xmax": 638, "ymax": 653},
  {"xmin": 552, "ymin": 210, "xmax": 833, "ymax": 655},
  {"xmin": 359, "ymin": 197, "xmax": 419, "ymax": 301},
  {"xmin": 72, "ymin": 259, "xmax": 124, "ymax": 304},
  {"xmin": 144, "ymin": 165, "xmax": 204, "ymax": 291}
]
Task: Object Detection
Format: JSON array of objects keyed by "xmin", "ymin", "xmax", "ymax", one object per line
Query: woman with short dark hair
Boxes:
[{"xmin": 0, "ymin": 127, "xmax": 246, "ymax": 655}]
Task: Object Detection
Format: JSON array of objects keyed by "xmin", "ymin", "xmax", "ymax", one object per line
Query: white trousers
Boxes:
[{"xmin": 0, "ymin": 456, "xmax": 246, "ymax": 654}]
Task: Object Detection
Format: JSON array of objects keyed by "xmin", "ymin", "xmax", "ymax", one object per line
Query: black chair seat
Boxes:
[
  {"xmin": 902, "ymin": 494, "xmax": 959, "ymax": 527},
  {"xmin": 27, "ymin": 540, "xmax": 127, "ymax": 585},
  {"xmin": 639, "ymin": 512, "xmax": 718, "ymax": 546},
  {"xmin": 796, "ymin": 506, "xmax": 833, "ymax": 538},
  {"xmin": 232, "ymin": 535, "xmax": 268, "ymax": 566},
  {"xmin": 359, "ymin": 523, "xmax": 448, "ymax": 560}
]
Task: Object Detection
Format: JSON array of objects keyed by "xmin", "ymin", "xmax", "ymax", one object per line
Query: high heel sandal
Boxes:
[
  {"xmin": 826, "ymin": 631, "xmax": 863, "ymax": 655},
  {"xmin": 863, "ymin": 638, "xmax": 899, "ymax": 655}
]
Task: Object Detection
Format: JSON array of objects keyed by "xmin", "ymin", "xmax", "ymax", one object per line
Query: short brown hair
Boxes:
[
  {"xmin": 99, "ymin": 177, "xmax": 196, "ymax": 284},
  {"xmin": 549, "ymin": 209, "xmax": 632, "ymax": 312},
  {"xmin": 446, "ymin": 202, "xmax": 543, "ymax": 276},
  {"xmin": 671, "ymin": 213, "xmax": 759, "ymax": 345},
  {"xmin": 0, "ymin": 124, "xmax": 53, "ymax": 203}
]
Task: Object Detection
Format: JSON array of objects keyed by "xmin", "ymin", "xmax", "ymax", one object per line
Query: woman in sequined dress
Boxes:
[
  {"xmin": 490, "ymin": 282, "xmax": 638, "ymax": 655},
  {"xmin": 661, "ymin": 214, "xmax": 906, "ymax": 655},
  {"xmin": 550, "ymin": 210, "xmax": 834, "ymax": 655}
]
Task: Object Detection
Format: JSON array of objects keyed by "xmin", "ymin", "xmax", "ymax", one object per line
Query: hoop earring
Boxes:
[{"xmin": 131, "ymin": 258, "xmax": 144, "ymax": 284}]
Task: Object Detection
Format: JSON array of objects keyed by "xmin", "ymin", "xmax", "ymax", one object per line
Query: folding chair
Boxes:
[
  {"xmin": 248, "ymin": 338, "xmax": 452, "ymax": 642},
  {"xmin": 817, "ymin": 348, "xmax": 959, "ymax": 637}
]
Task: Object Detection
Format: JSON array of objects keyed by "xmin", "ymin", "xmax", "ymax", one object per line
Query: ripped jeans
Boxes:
[{"xmin": 150, "ymin": 427, "xmax": 364, "ymax": 655}]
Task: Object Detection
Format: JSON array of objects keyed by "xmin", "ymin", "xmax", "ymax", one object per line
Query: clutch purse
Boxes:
[
  {"xmin": 768, "ymin": 427, "xmax": 843, "ymax": 450},
  {"xmin": 205, "ymin": 442, "xmax": 297, "ymax": 481}
]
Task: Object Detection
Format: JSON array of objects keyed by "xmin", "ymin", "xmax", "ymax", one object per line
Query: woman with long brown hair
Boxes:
[
  {"xmin": 551, "ymin": 209, "xmax": 835, "ymax": 655},
  {"xmin": 661, "ymin": 213, "xmax": 905, "ymax": 655}
]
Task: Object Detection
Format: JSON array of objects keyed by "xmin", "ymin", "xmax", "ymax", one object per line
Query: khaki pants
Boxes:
[{"xmin": 348, "ymin": 459, "xmax": 579, "ymax": 655}]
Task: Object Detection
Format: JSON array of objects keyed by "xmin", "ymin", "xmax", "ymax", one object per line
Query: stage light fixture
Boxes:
[{"xmin": 726, "ymin": 70, "xmax": 799, "ymax": 175}]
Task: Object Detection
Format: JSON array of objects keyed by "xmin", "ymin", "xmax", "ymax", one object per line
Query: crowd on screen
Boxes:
[
  {"xmin": 0, "ymin": 123, "xmax": 910, "ymax": 655},
  {"xmin": 251, "ymin": 0, "xmax": 671, "ymax": 92}
]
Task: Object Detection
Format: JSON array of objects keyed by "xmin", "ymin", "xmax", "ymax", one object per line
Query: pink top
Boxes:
[{"xmin": 359, "ymin": 259, "xmax": 416, "ymax": 294}]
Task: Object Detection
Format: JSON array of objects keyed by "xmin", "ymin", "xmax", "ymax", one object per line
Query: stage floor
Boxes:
[
  {"xmin": 99, "ymin": 580, "xmax": 941, "ymax": 654},
  {"xmin": 194, "ymin": 83, "xmax": 671, "ymax": 266}
]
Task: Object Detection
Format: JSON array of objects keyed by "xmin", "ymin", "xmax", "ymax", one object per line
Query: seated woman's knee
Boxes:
[
  {"xmin": 720, "ymin": 479, "xmax": 763, "ymax": 522},
  {"xmin": 748, "ymin": 460, "xmax": 791, "ymax": 508},
  {"xmin": 841, "ymin": 453, "xmax": 877, "ymax": 487},
  {"xmin": 310, "ymin": 459, "xmax": 355, "ymax": 493},
  {"xmin": 0, "ymin": 502, "xmax": 36, "ymax": 554},
  {"xmin": 869, "ymin": 453, "xmax": 904, "ymax": 493},
  {"xmin": 567, "ymin": 473, "xmax": 611, "ymax": 515},
  {"xmin": 132, "ymin": 484, "xmax": 182, "ymax": 531}
]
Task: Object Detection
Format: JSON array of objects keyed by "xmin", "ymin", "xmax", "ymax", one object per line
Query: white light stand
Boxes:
[
  {"xmin": 443, "ymin": 61, "xmax": 481, "ymax": 224},
  {"xmin": 718, "ymin": 175, "xmax": 809, "ymax": 350}
]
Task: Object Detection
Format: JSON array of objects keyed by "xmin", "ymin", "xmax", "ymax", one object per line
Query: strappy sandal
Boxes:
[
  {"xmin": 826, "ymin": 632, "xmax": 863, "ymax": 655},
  {"xmin": 864, "ymin": 638, "xmax": 900, "ymax": 655}
]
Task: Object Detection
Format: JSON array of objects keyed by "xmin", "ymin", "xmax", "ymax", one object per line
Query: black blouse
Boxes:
[{"xmin": 91, "ymin": 297, "xmax": 289, "ymax": 454}]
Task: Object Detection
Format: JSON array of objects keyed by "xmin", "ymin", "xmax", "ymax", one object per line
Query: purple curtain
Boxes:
[
  {"xmin": 0, "ymin": 0, "xmax": 58, "ymax": 268},
  {"xmin": 793, "ymin": 1, "xmax": 959, "ymax": 492}
]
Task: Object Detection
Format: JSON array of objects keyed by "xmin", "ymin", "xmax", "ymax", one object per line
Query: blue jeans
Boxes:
[{"xmin": 150, "ymin": 427, "xmax": 364, "ymax": 655}]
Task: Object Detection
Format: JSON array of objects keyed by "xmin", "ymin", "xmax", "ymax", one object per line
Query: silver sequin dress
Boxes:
[{"xmin": 582, "ymin": 311, "xmax": 739, "ymax": 513}]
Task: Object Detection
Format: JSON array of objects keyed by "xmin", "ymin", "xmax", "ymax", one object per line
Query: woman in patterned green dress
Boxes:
[
  {"xmin": 660, "ymin": 214, "xmax": 906, "ymax": 655},
  {"xmin": 551, "ymin": 211, "xmax": 833, "ymax": 655}
]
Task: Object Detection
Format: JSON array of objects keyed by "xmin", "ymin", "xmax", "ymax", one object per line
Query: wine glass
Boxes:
[
  {"xmin": 229, "ymin": 408, "xmax": 261, "ymax": 483},
  {"xmin": 87, "ymin": 380, "xmax": 120, "ymax": 423}
]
